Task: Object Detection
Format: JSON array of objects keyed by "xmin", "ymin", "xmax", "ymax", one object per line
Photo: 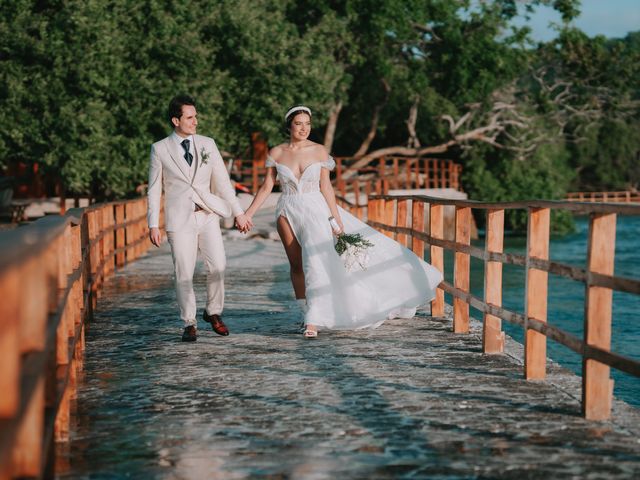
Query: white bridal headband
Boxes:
[{"xmin": 284, "ymin": 105, "xmax": 312, "ymax": 121}]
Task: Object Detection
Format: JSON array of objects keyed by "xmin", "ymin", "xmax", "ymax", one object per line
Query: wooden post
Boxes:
[
  {"xmin": 483, "ymin": 209, "xmax": 505, "ymax": 353},
  {"xmin": 89, "ymin": 211, "xmax": 99, "ymax": 309},
  {"xmin": 384, "ymin": 198, "xmax": 395, "ymax": 239},
  {"xmin": 252, "ymin": 161, "xmax": 259, "ymax": 194},
  {"xmin": 337, "ymin": 178, "xmax": 346, "ymax": 199},
  {"xmin": 364, "ymin": 182, "xmax": 372, "ymax": 221},
  {"xmin": 0, "ymin": 269, "xmax": 19, "ymax": 419},
  {"xmin": 411, "ymin": 200, "xmax": 424, "ymax": 258},
  {"xmin": 105, "ymin": 206, "xmax": 114, "ymax": 276},
  {"xmin": 429, "ymin": 204, "xmax": 445, "ymax": 317},
  {"xmin": 12, "ymin": 255, "xmax": 49, "ymax": 477},
  {"xmin": 353, "ymin": 179, "xmax": 362, "ymax": 219},
  {"xmin": 115, "ymin": 204, "xmax": 125, "ymax": 267},
  {"xmin": 525, "ymin": 207, "xmax": 550, "ymax": 380},
  {"xmin": 368, "ymin": 198, "xmax": 376, "ymax": 223},
  {"xmin": 392, "ymin": 158, "xmax": 399, "ymax": 189},
  {"xmin": 54, "ymin": 230, "xmax": 71, "ymax": 443},
  {"xmin": 583, "ymin": 213, "xmax": 616, "ymax": 420},
  {"xmin": 125, "ymin": 203, "xmax": 134, "ymax": 263},
  {"xmin": 453, "ymin": 206, "xmax": 471, "ymax": 333},
  {"xmin": 378, "ymin": 157, "xmax": 385, "ymax": 178},
  {"xmin": 397, "ymin": 199, "xmax": 409, "ymax": 247},
  {"xmin": 56, "ymin": 231, "xmax": 71, "ymax": 367},
  {"xmin": 96, "ymin": 208, "xmax": 105, "ymax": 294},
  {"xmin": 12, "ymin": 376, "xmax": 45, "ymax": 478},
  {"xmin": 369, "ymin": 198, "xmax": 381, "ymax": 225}
]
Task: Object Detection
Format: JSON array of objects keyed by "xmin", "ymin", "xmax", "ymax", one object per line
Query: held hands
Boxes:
[
  {"xmin": 235, "ymin": 213, "xmax": 253, "ymax": 233},
  {"xmin": 149, "ymin": 227, "xmax": 162, "ymax": 247}
]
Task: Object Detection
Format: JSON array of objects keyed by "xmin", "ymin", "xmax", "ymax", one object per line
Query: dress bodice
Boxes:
[{"xmin": 266, "ymin": 156, "xmax": 335, "ymax": 195}]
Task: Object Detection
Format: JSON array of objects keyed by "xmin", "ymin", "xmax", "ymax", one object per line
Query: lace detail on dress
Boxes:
[
  {"xmin": 279, "ymin": 175, "xmax": 299, "ymax": 195},
  {"xmin": 265, "ymin": 155, "xmax": 277, "ymax": 168},
  {"xmin": 322, "ymin": 156, "xmax": 336, "ymax": 171},
  {"xmin": 300, "ymin": 181, "xmax": 319, "ymax": 193}
]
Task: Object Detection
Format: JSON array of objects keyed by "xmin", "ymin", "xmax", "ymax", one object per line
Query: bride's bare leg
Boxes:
[
  {"xmin": 277, "ymin": 216, "xmax": 316, "ymax": 337},
  {"xmin": 277, "ymin": 216, "xmax": 305, "ymax": 299}
]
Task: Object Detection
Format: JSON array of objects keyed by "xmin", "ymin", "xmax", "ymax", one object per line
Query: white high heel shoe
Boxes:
[{"xmin": 303, "ymin": 325, "xmax": 318, "ymax": 338}]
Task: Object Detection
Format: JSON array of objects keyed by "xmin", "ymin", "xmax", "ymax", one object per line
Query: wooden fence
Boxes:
[
  {"xmin": 335, "ymin": 157, "xmax": 462, "ymax": 191},
  {"xmin": 0, "ymin": 197, "xmax": 159, "ymax": 479},
  {"xmin": 566, "ymin": 191, "xmax": 640, "ymax": 204},
  {"xmin": 230, "ymin": 156, "xmax": 462, "ymax": 194},
  {"xmin": 366, "ymin": 194, "xmax": 640, "ymax": 421}
]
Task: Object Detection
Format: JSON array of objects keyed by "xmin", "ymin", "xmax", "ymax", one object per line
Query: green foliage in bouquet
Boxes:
[{"xmin": 334, "ymin": 233, "xmax": 373, "ymax": 256}]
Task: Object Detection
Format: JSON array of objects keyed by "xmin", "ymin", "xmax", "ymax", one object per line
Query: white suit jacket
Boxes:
[{"xmin": 147, "ymin": 133, "xmax": 243, "ymax": 232}]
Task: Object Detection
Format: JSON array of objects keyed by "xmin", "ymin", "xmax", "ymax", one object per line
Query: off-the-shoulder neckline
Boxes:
[{"xmin": 267, "ymin": 156, "xmax": 334, "ymax": 182}]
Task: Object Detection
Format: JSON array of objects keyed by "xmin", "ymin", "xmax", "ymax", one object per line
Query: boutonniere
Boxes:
[{"xmin": 200, "ymin": 148, "xmax": 210, "ymax": 165}]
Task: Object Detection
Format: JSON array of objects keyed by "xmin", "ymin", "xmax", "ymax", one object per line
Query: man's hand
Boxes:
[
  {"xmin": 235, "ymin": 213, "xmax": 253, "ymax": 233},
  {"xmin": 149, "ymin": 227, "xmax": 162, "ymax": 247}
]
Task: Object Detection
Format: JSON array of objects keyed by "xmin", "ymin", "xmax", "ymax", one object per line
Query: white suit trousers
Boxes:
[{"xmin": 167, "ymin": 211, "xmax": 226, "ymax": 327}]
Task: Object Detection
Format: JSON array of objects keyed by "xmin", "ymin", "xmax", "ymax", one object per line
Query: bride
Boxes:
[{"xmin": 240, "ymin": 106, "xmax": 443, "ymax": 338}]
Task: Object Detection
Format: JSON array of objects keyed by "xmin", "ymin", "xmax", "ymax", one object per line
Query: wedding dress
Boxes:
[{"xmin": 267, "ymin": 155, "xmax": 443, "ymax": 330}]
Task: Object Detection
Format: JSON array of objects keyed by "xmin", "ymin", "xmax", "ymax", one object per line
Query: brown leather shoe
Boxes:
[
  {"xmin": 181, "ymin": 325, "xmax": 197, "ymax": 342},
  {"xmin": 203, "ymin": 311, "xmax": 229, "ymax": 336}
]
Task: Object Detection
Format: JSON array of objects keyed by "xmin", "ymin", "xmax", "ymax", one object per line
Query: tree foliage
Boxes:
[{"xmin": 1, "ymin": 0, "xmax": 637, "ymax": 217}]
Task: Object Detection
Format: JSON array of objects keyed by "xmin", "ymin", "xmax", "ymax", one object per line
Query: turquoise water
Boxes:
[{"xmin": 440, "ymin": 215, "xmax": 640, "ymax": 408}]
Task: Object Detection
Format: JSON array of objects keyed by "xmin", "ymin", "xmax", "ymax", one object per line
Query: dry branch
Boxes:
[
  {"xmin": 353, "ymin": 79, "xmax": 391, "ymax": 157},
  {"xmin": 324, "ymin": 100, "xmax": 343, "ymax": 152}
]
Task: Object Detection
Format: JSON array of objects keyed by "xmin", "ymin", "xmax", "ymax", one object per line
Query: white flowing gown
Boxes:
[{"xmin": 268, "ymin": 155, "xmax": 443, "ymax": 330}]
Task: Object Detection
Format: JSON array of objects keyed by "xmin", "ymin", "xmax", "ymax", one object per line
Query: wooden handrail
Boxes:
[
  {"xmin": 366, "ymin": 194, "xmax": 640, "ymax": 421},
  {"xmin": 567, "ymin": 191, "xmax": 640, "ymax": 203},
  {"xmin": 0, "ymin": 197, "xmax": 161, "ymax": 479}
]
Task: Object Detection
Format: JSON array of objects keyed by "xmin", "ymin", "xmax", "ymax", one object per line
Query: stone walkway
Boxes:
[{"xmin": 61, "ymin": 209, "xmax": 640, "ymax": 479}]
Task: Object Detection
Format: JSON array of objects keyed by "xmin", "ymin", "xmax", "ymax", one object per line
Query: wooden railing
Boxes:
[
  {"xmin": 0, "ymin": 198, "xmax": 159, "ymax": 479},
  {"xmin": 566, "ymin": 191, "xmax": 640, "ymax": 203},
  {"xmin": 230, "ymin": 156, "xmax": 463, "ymax": 194},
  {"xmin": 367, "ymin": 194, "xmax": 640, "ymax": 421},
  {"xmin": 335, "ymin": 157, "xmax": 462, "ymax": 191}
]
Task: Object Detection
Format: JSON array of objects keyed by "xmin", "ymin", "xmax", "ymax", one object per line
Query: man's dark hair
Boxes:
[{"xmin": 168, "ymin": 95, "xmax": 196, "ymax": 127}]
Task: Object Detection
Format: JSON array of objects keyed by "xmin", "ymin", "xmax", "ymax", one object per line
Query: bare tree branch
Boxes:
[
  {"xmin": 323, "ymin": 100, "xmax": 343, "ymax": 152},
  {"xmin": 353, "ymin": 78, "xmax": 391, "ymax": 157},
  {"xmin": 342, "ymin": 95, "xmax": 541, "ymax": 178},
  {"xmin": 405, "ymin": 96, "xmax": 421, "ymax": 148}
]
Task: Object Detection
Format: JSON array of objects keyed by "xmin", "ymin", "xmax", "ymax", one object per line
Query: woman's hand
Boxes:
[
  {"xmin": 329, "ymin": 216, "xmax": 344, "ymax": 236},
  {"xmin": 235, "ymin": 213, "xmax": 253, "ymax": 233}
]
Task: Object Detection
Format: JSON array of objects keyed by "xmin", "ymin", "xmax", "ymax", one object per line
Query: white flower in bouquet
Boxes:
[
  {"xmin": 331, "ymin": 218, "xmax": 374, "ymax": 272},
  {"xmin": 342, "ymin": 243, "xmax": 372, "ymax": 272}
]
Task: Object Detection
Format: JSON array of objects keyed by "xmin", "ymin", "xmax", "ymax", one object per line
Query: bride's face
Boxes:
[{"xmin": 289, "ymin": 113, "xmax": 311, "ymax": 142}]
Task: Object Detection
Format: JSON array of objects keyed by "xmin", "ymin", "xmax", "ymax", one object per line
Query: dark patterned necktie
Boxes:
[{"xmin": 181, "ymin": 139, "xmax": 193, "ymax": 166}]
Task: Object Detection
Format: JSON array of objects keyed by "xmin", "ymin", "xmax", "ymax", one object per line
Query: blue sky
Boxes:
[{"xmin": 512, "ymin": 0, "xmax": 640, "ymax": 41}]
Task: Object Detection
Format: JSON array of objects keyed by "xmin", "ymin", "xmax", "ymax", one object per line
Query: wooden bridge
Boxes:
[{"xmin": 1, "ymin": 181, "xmax": 640, "ymax": 477}]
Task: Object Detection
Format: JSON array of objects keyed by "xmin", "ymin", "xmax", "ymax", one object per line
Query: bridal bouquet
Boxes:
[{"xmin": 330, "ymin": 217, "xmax": 374, "ymax": 272}]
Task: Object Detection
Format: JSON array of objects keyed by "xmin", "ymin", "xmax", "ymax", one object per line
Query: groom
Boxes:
[{"xmin": 147, "ymin": 95, "xmax": 251, "ymax": 342}]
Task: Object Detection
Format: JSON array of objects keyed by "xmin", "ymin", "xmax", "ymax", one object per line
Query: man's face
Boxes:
[{"xmin": 172, "ymin": 105, "xmax": 198, "ymax": 137}]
